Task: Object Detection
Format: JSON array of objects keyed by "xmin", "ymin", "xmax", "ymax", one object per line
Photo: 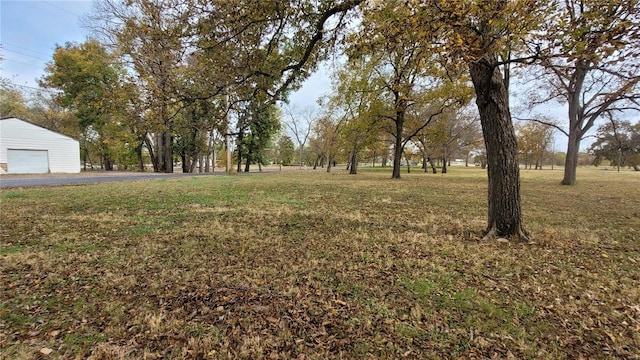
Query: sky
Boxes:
[{"xmin": 1, "ymin": 1, "xmax": 95, "ymax": 91}]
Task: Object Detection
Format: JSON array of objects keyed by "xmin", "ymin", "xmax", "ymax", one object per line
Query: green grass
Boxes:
[{"xmin": 1, "ymin": 167, "xmax": 639, "ymax": 359}]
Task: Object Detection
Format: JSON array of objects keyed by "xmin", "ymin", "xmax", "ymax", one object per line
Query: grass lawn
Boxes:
[{"xmin": 1, "ymin": 167, "xmax": 639, "ymax": 359}]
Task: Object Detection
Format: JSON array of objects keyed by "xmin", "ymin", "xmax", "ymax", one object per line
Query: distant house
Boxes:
[{"xmin": 0, "ymin": 117, "xmax": 80, "ymax": 174}]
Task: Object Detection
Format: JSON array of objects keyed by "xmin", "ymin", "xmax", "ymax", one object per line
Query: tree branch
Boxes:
[{"xmin": 513, "ymin": 116, "xmax": 569, "ymax": 137}]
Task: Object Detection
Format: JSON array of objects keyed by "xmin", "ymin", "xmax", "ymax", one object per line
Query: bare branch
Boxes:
[{"xmin": 514, "ymin": 116, "xmax": 569, "ymax": 137}]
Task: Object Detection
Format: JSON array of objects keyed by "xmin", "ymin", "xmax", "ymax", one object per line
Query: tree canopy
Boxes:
[{"xmin": 590, "ymin": 120, "xmax": 640, "ymax": 171}]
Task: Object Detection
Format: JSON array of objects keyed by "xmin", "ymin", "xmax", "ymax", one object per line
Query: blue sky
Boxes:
[{"xmin": 1, "ymin": 1, "xmax": 94, "ymax": 90}]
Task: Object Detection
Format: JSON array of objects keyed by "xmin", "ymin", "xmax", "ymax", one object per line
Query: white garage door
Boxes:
[{"xmin": 7, "ymin": 149, "xmax": 50, "ymax": 173}]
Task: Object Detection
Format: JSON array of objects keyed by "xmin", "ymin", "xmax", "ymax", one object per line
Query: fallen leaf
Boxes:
[{"xmin": 40, "ymin": 348, "xmax": 53, "ymax": 355}]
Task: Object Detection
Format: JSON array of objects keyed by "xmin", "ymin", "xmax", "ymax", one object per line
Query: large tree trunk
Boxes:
[
  {"xmin": 469, "ymin": 57, "xmax": 528, "ymax": 241},
  {"xmin": 349, "ymin": 150, "xmax": 358, "ymax": 174},
  {"xmin": 103, "ymin": 156, "xmax": 113, "ymax": 171},
  {"xmin": 236, "ymin": 131, "xmax": 244, "ymax": 173},
  {"xmin": 561, "ymin": 62, "xmax": 588, "ymax": 185},
  {"xmin": 392, "ymin": 116, "xmax": 404, "ymax": 179},
  {"xmin": 205, "ymin": 130, "xmax": 215, "ymax": 172},
  {"xmin": 156, "ymin": 133, "xmax": 163, "ymax": 172},
  {"xmin": 136, "ymin": 142, "xmax": 144, "ymax": 172},
  {"xmin": 562, "ymin": 127, "xmax": 581, "ymax": 185},
  {"xmin": 146, "ymin": 138, "xmax": 158, "ymax": 173},
  {"xmin": 441, "ymin": 146, "xmax": 448, "ymax": 174},
  {"xmin": 161, "ymin": 130, "xmax": 173, "ymax": 173},
  {"xmin": 190, "ymin": 154, "xmax": 199, "ymax": 173},
  {"xmin": 181, "ymin": 153, "xmax": 189, "ymax": 173}
]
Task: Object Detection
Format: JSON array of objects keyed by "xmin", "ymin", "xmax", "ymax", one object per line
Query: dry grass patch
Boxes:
[{"xmin": 1, "ymin": 168, "xmax": 639, "ymax": 359}]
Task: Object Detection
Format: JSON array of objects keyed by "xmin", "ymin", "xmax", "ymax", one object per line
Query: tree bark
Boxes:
[
  {"xmin": 562, "ymin": 128, "xmax": 581, "ymax": 185},
  {"xmin": 162, "ymin": 130, "xmax": 173, "ymax": 173},
  {"xmin": 145, "ymin": 135, "xmax": 158, "ymax": 173},
  {"xmin": 156, "ymin": 133, "xmax": 163, "ymax": 172},
  {"xmin": 236, "ymin": 131, "xmax": 244, "ymax": 173},
  {"xmin": 349, "ymin": 149, "xmax": 358, "ymax": 174},
  {"xmin": 190, "ymin": 154, "xmax": 199, "ymax": 173},
  {"xmin": 136, "ymin": 143, "xmax": 144, "ymax": 172},
  {"xmin": 392, "ymin": 107, "xmax": 405, "ymax": 179},
  {"xmin": 427, "ymin": 157, "xmax": 437, "ymax": 174},
  {"xmin": 469, "ymin": 57, "xmax": 528, "ymax": 241},
  {"xmin": 205, "ymin": 134, "xmax": 212, "ymax": 172},
  {"xmin": 404, "ymin": 151, "xmax": 411, "ymax": 174},
  {"xmin": 561, "ymin": 62, "xmax": 588, "ymax": 185}
]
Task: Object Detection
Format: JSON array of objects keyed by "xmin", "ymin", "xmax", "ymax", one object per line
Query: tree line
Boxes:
[{"xmin": 1, "ymin": 0, "xmax": 638, "ymax": 240}]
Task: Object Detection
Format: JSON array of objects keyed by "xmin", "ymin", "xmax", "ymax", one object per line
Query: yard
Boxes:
[{"xmin": 1, "ymin": 167, "xmax": 639, "ymax": 359}]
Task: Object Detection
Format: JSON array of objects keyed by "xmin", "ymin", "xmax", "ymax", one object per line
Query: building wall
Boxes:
[{"xmin": 0, "ymin": 118, "xmax": 81, "ymax": 173}]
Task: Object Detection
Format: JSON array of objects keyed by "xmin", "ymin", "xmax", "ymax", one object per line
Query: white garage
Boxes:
[{"xmin": 0, "ymin": 117, "xmax": 80, "ymax": 174}]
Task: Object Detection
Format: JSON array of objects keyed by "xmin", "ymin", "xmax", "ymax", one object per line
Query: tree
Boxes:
[
  {"xmin": 415, "ymin": 108, "xmax": 482, "ymax": 173},
  {"xmin": 237, "ymin": 102, "xmax": 281, "ymax": 172},
  {"xmin": 325, "ymin": 60, "xmax": 387, "ymax": 175},
  {"xmin": 89, "ymin": 0, "xmax": 193, "ymax": 173},
  {"xmin": 277, "ymin": 135, "xmax": 295, "ymax": 166},
  {"xmin": 308, "ymin": 115, "xmax": 342, "ymax": 171},
  {"xmin": 340, "ymin": 106, "xmax": 382, "ymax": 175},
  {"xmin": 414, "ymin": 0, "xmax": 551, "ymax": 240},
  {"xmin": 174, "ymin": 100, "xmax": 212, "ymax": 173},
  {"xmin": 87, "ymin": 0, "xmax": 366, "ymax": 172},
  {"xmin": 530, "ymin": 0, "xmax": 640, "ymax": 184},
  {"xmin": 516, "ymin": 121, "xmax": 555, "ymax": 169},
  {"xmin": 40, "ymin": 39, "xmax": 129, "ymax": 171},
  {"xmin": 284, "ymin": 105, "xmax": 315, "ymax": 169},
  {"xmin": 590, "ymin": 120, "xmax": 640, "ymax": 171},
  {"xmin": 27, "ymin": 91, "xmax": 80, "ymax": 140},
  {"xmin": 348, "ymin": 1, "xmax": 471, "ymax": 179},
  {"xmin": 0, "ymin": 84, "xmax": 30, "ymax": 119}
]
